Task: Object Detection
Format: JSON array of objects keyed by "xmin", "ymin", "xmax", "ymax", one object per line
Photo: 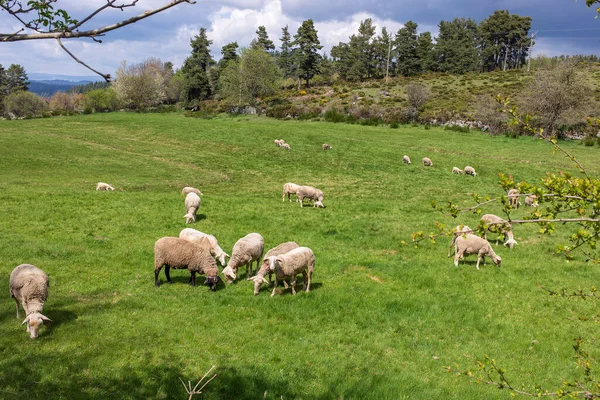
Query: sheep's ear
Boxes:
[
  {"xmin": 21, "ymin": 317, "xmax": 29, "ymax": 326},
  {"xmin": 262, "ymin": 277, "xmax": 269, "ymax": 284},
  {"xmin": 41, "ymin": 315, "xmax": 52, "ymax": 323}
]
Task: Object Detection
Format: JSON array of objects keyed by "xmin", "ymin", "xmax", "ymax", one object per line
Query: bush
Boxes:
[
  {"xmin": 390, "ymin": 122, "xmax": 399, "ymax": 129},
  {"xmin": 4, "ymin": 91, "xmax": 48, "ymax": 118},
  {"xmin": 85, "ymin": 88, "xmax": 120, "ymax": 112},
  {"xmin": 324, "ymin": 109, "xmax": 346, "ymax": 123}
]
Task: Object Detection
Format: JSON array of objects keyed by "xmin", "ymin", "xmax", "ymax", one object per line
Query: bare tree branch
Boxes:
[
  {"xmin": 56, "ymin": 38, "xmax": 111, "ymax": 82},
  {"xmin": 67, "ymin": 0, "xmax": 139, "ymax": 32}
]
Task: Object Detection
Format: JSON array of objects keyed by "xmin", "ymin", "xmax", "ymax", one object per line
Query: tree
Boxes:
[
  {"xmin": 113, "ymin": 58, "xmax": 171, "ymax": 110},
  {"xmin": 373, "ymin": 27, "xmax": 393, "ymax": 79},
  {"xmin": 278, "ymin": 25, "xmax": 295, "ymax": 79},
  {"xmin": 84, "ymin": 88, "xmax": 120, "ymax": 112},
  {"xmin": 395, "ymin": 21, "xmax": 420, "ymax": 76},
  {"xmin": 252, "ymin": 26, "xmax": 275, "ymax": 53},
  {"xmin": 416, "ymin": 32, "xmax": 435, "ymax": 73},
  {"xmin": 218, "ymin": 47, "xmax": 282, "ymax": 106},
  {"xmin": 220, "ymin": 42, "xmax": 239, "ymax": 69},
  {"xmin": 293, "ymin": 19, "xmax": 322, "ymax": 87},
  {"xmin": 4, "ymin": 91, "xmax": 46, "ymax": 118},
  {"xmin": 180, "ymin": 28, "xmax": 215, "ymax": 106},
  {"xmin": 0, "ymin": 0, "xmax": 196, "ymax": 81},
  {"xmin": 5, "ymin": 64, "xmax": 29, "ymax": 93},
  {"xmin": 434, "ymin": 18, "xmax": 479, "ymax": 74}
]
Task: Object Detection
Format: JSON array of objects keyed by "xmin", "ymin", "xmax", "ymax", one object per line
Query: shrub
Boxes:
[
  {"xmin": 4, "ymin": 91, "xmax": 48, "ymax": 118},
  {"xmin": 324, "ymin": 109, "xmax": 347, "ymax": 123},
  {"xmin": 85, "ymin": 88, "xmax": 120, "ymax": 112},
  {"xmin": 390, "ymin": 122, "xmax": 399, "ymax": 129}
]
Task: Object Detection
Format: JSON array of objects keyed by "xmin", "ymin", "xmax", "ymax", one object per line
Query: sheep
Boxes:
[
  {"xmin": 154, "ymin": 236, "xmax": 219, "ymax": 290},
  {"xmin": 184, "ymin": 192, "xmax": 201, "ymax": 224},
  {"xmin": 281, "ymin": 143, "xmax": 291, "ymax": 150},
  {"xmin": 464, "ymin": 166, "xmax": 477, "ymax": 176},
  {"xmin": 525, "ymin": 195, "xmax": 539, "ymax": 207},
  {"xmin": 403, "ymin": 155, "xmax": 412, "ymax": 164},
  {"xmin": 282, "ymin": 182, "xmax": 300, "ymax": 202},
  {"xmin": 268, "ymin": 247, "xmax": 315, "ymax": 296},
  {"xmin": 274, "ymin": 139, "xmax": 284, "ymax": 147},
  {"xmin": 447, "ymin": 225, "xmax": 473, "ymax": 257},
  {"xmin": 248, "ymin": 241, "xmax": 299, "ymax": 295},
  {"xmin": 296, "ymin": 185, "xmax": 324, "ymax": 208},
  {"xmin": 507, "ymin": 188, "xmax": 520, "ymax": 208},
  {"xmin": 222, "ymin": 233, "xmax": 264, "ymax": 282},
  {"xmin": 96, "ymin": 182, "xmax": 115, "ymax": 191},
  {"xmin": 454, "ymin": 234, "xmax": 501, "ymax": 270},
  {"xmin": 480, "ymin": 213, "xmax": 518, "ymax": 249},
  {"xmin": 9, "ymin": 264, "xmax": 51, "ymax": 339},
  {"xmin": 181, "ymin": 187, "xmax": 203, "ymax": 196},
  {"xmin": 423, "ymin": 157, "xmax": 433, "ymax": 167},
  {"xmin": 179, "ymin": 228, "xmax": 230, "ymax": 267},
  {"xmin": 452, "ymin": 167, "xmax": 463, "ymax": 175},
  {"xmin": 322, "ymin": 143, "xmax": 332, "ymax": 150}
]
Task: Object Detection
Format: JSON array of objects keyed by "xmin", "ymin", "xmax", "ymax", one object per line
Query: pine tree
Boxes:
[
  {"xmin": 416, "ymin": 32, "xmax": 435, "ymax": 73},
  {"xmin": 180, "ymin": 28, "xmax": 215, "ymax": 104},
  {"xmin": 395, "ymin": 21, "xmax": 420, "ymax": 76},
  {"xmin": 292, "ymin": 19, "xmax": 322, "ymax": 87},
  {"xmin": 5, "ymin": 64, "xmax": 29, "ymax": 93},
  {"xmin": 278, "ymin": 25, "xmax": 295, "ymax": 79},
  {"xmin": 220, "ymin": 42, "xmax": 239, "ymax": 69},
  {"xmin": 434, "ymin": 18, "xmax": 479, "ymax": 74},
  {"xmin": 252, "ymin": 26, "xmax": 275, "ymax": 53},
  {"xmin": 373, "ymin": 27, "xmax": 393, "ymax": 79},
  {"xmin": 479, "ymin": 10, "xmax": 532, "ymax": 72}
]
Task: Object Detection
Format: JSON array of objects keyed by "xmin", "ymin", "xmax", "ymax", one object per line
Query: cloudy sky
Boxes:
[{"xmin": 1, "ymin": 0, "xmax": 599, "ymax": 79}]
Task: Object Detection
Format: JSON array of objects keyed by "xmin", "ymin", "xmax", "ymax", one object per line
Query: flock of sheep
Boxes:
[
  {"xmin": 402, "ymin": 155, "xmax": 477, "ymax": 176},
  {"xmin": 274, "ymin": 138, "xmax": 332, "ymax": 152}
]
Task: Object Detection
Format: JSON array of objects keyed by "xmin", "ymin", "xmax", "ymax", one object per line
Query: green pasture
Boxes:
[{"xmin": 0, "ymin": 113, "xmax": 598, "ymax": 399}]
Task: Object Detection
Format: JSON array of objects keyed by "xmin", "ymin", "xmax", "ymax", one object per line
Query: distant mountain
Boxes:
[
  {"xmin": 29, "ymin": 79, "xmax": 95, "ymax": 97},
  {"xmin": 28, "ymin": 72, "xmax": 104, "ymax": 82}
]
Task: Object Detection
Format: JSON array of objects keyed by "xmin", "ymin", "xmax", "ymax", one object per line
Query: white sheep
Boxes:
[
  {"xmin": 222, "ymin": 233, "xmax": 264, "ymax": 282},
  {"xmin": 447, "ymin": 225, "xmax": 473, "ymax": 257},
  {"xmin": 281, "ymin": 143, "xmax": 291, "ymax": 150},
  {"xmin": 480, "ymin": 214, "xmax": 518, "ymax": 249},
  {"xmin": 184, "ymin": 192, "xmax": 201, "ymax": 224},
  {"xmin": 179, "ymin": 228, "xmax": 230, "ymax": 267},
  {"xmin": 274, "ymin": 139, "xmax": 284, "ymax": 147},
  {"xmin": 9, "ymin": 264, "xmax": 51, "ymax": 339},
  {"xmin": 268, "ymin": 246, "xmax": 315, "ymax": 296},
  {"xmin": 454, "ymin": 234, "xmax": 502, "ymax": 270},
  {"xmin": 96, "ymin": 182, "xmax": 115, "ymax": 191},
  {"xmin": 507, "ymin": 189, "xmax": 520, "ymax": 208},
  {"xmin": 248, "ymin": 241, "xmax": 299, "ymax": 295},
  {"xmin": 296, "ymin": 185, "xmax": 325, "ymax": 208},
  {"xmin": 322, "ymin": 143, "xmax": 332, "ymax": 150},
  {"xmin": 282, "ymin": 182, "xmax": 300, "ymax": 202},
  {"xmin": 525, "ymin": 195, "xmax": 539, "ymax": 207},
  {"xmin": 464, "ymin": 166, "xmax": 477, "ymax": 176},
  {"xmin": 403, "ymin": 155, "xmax": 412, "ymax": 164},
  {"xmin": 154, "ymin": 236, "xmax": 219, "ymax": 290},
  {"xmin": 452, "ymin": 167, "xmax": 463, "ymax": 175},
  {"xmin": 423, "ymin": 157, "xmax": 433, "ymax": 167},
  {"xmin": 181, "ymin": 187, "xmax": 203, "ymax": 196}
]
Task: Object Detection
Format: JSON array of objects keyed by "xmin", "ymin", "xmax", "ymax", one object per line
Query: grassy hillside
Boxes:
[{"xmin": 0, "ymin": 113, "xmax": 598, "ymax": 399}]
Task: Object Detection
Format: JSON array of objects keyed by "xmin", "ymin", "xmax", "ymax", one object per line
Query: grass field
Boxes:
[{"xmin": 0, "ymin": 112, "xmax": 598, "ymax": 399}]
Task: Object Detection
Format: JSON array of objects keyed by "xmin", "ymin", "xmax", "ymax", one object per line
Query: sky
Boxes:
[{"xmin": 1, "ymin": 0, "xmax": 599, "ymax": 79}]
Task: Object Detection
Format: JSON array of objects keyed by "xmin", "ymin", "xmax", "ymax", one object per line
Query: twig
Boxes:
[
  {"xmin": 180, "ymin": 365, "xmax": 217, "ymax": 400},
  {"xmin": 56, "ymin": 38, "xmax": 111, "ymax": 81}
]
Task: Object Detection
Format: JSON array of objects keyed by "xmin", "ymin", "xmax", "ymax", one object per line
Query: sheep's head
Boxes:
[
  {"xmin": 248, "ymin": 275, "xmax": 269, "ymax": 295},
  {"xmin": 314, "ymin": 200, "xmax": 325, "ymax": 208},
  {"xmin": 504, "ymin": 239, "xmax": 518, "ymax": 249},
  {"xmin": 22, "ymin": 313, "xmax": 51, "ymax": 339},
  {"xmin": 216, "ymin": 252, "xmax": 229, "ymax": 267},
  {"xmin": 204, "ymin": 275, "xmax": 220, "ymax": 291},
  {"xmin": 221, "ymin": 266, "xmax": 236, "ymax": 282},
  {"xmin": 493, "ymin": 255, "xmax": 502, "ymax": 267},
  {"xmin": 266, "ymin": 256, "xmax": 278, "ymax": 271},
  {"xmin": 184, "ymin": 213, "xmax": 195, "ymax": 224}
]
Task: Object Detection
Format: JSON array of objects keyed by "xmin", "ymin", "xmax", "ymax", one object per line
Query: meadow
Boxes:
[{"xmin": 0, "ymin": 112, "xmax": 598, "ymax": 399}]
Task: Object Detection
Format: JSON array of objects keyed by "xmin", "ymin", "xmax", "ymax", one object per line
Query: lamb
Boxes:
[
  {"xmin": 452, "ymin": 167, "xmax": 463, "ymax": 175},
  {"xmin": 282, "ymin": 182, "xmax": 300, "ymax": 202},
  {"xmin": 525, "ymin": 195, "xmax": 539, "ymax": 207},
  {"xmin": 403, "ymin": 155, "xmax": 411, "ymax": 164},
  {"xmin": 296, "ymin": 185, "xmax": 325, "ymax": 208},
  {"xmin": 96, "ymin": 182, "xmax": 115, "ymax": 191},
  {"xmin": 322, "ymin": 143, "xmax": 332, "ymax": 150},
  {"xmin": 281, "ymin": 143, "xmax": 291, "ymax": 150},
  {"xmin": 480, "ymin": 213, "xmax": 518, "ymax": 249},
  {"xmin": 274, "ymin": 139, "xmax": 284, "ymax": 147},
  {"xmin": 184, "ymin": 192, "xmax": 201, "ymax": 224},
  {"xmin": 454, "ymin": 234, "xmax": 502, "ymax": 270},
  {"xmin": 154, "ymin": 236, "xmax": 219, "ymax": 290},
  {"xmin": 464, "ymin": 166, "xmax": 477, "ymax": 176},
  {"xmin": 268, "ymin": 246, "xmax": 315, "ymax": 296},
  {"xmin": 9, "ymin": 264, "xmax": 51, "ymax": 339},
  {"xmin": 222, "ymin": 233, "xmax": 264, "ymax": 282},
  {"xmin": 507, "ymin": 189, "xmax": 520, "ymax": 208},
  {"xmin": 423, "ymin": 157, "xmax": 433, "ymax": 167},
  {"xmin": 447, "ymin": 225, "xmax": 473, "ymax": 257},
  {"xmin": 179, "ymin": 228, "xmax": 230, "ymax": 267},
  {"xmin": 181, "ymin": 187, "xmax": 203, "ymax": 196},
  {"xmin": 248, "ymin": 241, "xmax": 299, "ymax": 295}
]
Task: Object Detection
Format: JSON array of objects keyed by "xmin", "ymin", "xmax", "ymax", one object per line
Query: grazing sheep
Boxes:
[
  {"xmin": 274, "ymin": 139, "xmax": 284, "ymax": 147},
  {"xmin": 525, "ymin": 195, "xmax": 539, "ymax": 207},
  {"xmin": 322, "ymin": 143, "xmax": 332, "ymax": 150},
  {"xmin": 454, "ymin": 234, "xmax": 501, "ymax": 270},
  {"xmin": 447, "ymin": 225, "xmax": 473, "ymax": 257},
  {"xmin": 154, "ymin": 237, "xmax": 219, "ymax": 290},
  {"xmin": 507, "ymin": 189, "xmax": 520, "ymax": 208},
  {"xmin": 248, "ymin": 241, "xmax": 299, "ymax": 295},
  {"xmin": 9, "ymin": 264, "xmax": 51, "ymax": 339},
  {"xmin": 403, "ymin": 155, "xmax": 412, "ymax": 164},
  {"xmin": 281, "ymin": 143, "xmax": 291, "ymax": 150},
  {"xmin": 480, "ymin": 214, "xmax": 518, "ymax": 249},
  {"xmin": 464, "ymin": 166, "xmax": 477, "ymax": 176},
  {"xmin": 222, "ymin": 233, "xmax": 264, "ymax": 282},
  {"xmin": 179, "ymin": 228, "xmax": 230, "ymax": 267},
  {"xmin": 181, "ymin": 187, "xmax": 203, "ymax": 196},
  {"xmin": 184, "ymin": 192, "xmax": 201, "ymax": 224},
  {"xmin": 452, "ymin": 167, "xmax": 463, "ymax": 175},
  {"xmin": 296, "ymin": 185, "xmax": 325, "ymax": 208},
  {"xmin": 96, "ymin": 182, "xmax": 115, "ymax": 191},
  {"xmin": 269, "ymin": 247, "xmax": 315, "ymax": 296},
  {"xmin": 282, "ymin": 182, "xmax": 300, "ymax": 202},
  {"xmin": 423, "ymin": 157, "xmax": 433, "ymax": 167}
]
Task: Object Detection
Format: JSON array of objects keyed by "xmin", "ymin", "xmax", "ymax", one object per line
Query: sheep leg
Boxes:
[
  {"xmin": 476, "ymin": 254, "xmax": 482, "ymax": 270},
  {"xmin": 13, "ymin": 297, "xmax": 20, "ymax": 318},
  {"xmin": 454, "ymin": 250, "xmax": 462, "ymax": 267},
  {"xmin": 302, "ymin": 270, "xmax": 308, "ymax": 291},
  {"xmin": 190, "ymin": 271, "xmax": 196, "ymax": 286},
  {"xmin": 306, "ymin": 269, "xmax": 311, "ymax": 292},
  {"xmin": 271, "ymin": 277, "xmax": 278, "ymax": 297},
  {"xmin": 290, "ymin": 276, "xmax": 297, "ymax": 295},
  {"xmin": 154, "ymin": 268, "xmax": 161, "ymax": 287},
  {"xmin": 165, "ymin": 266, "xmax": 172, "ymax": 284}
]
